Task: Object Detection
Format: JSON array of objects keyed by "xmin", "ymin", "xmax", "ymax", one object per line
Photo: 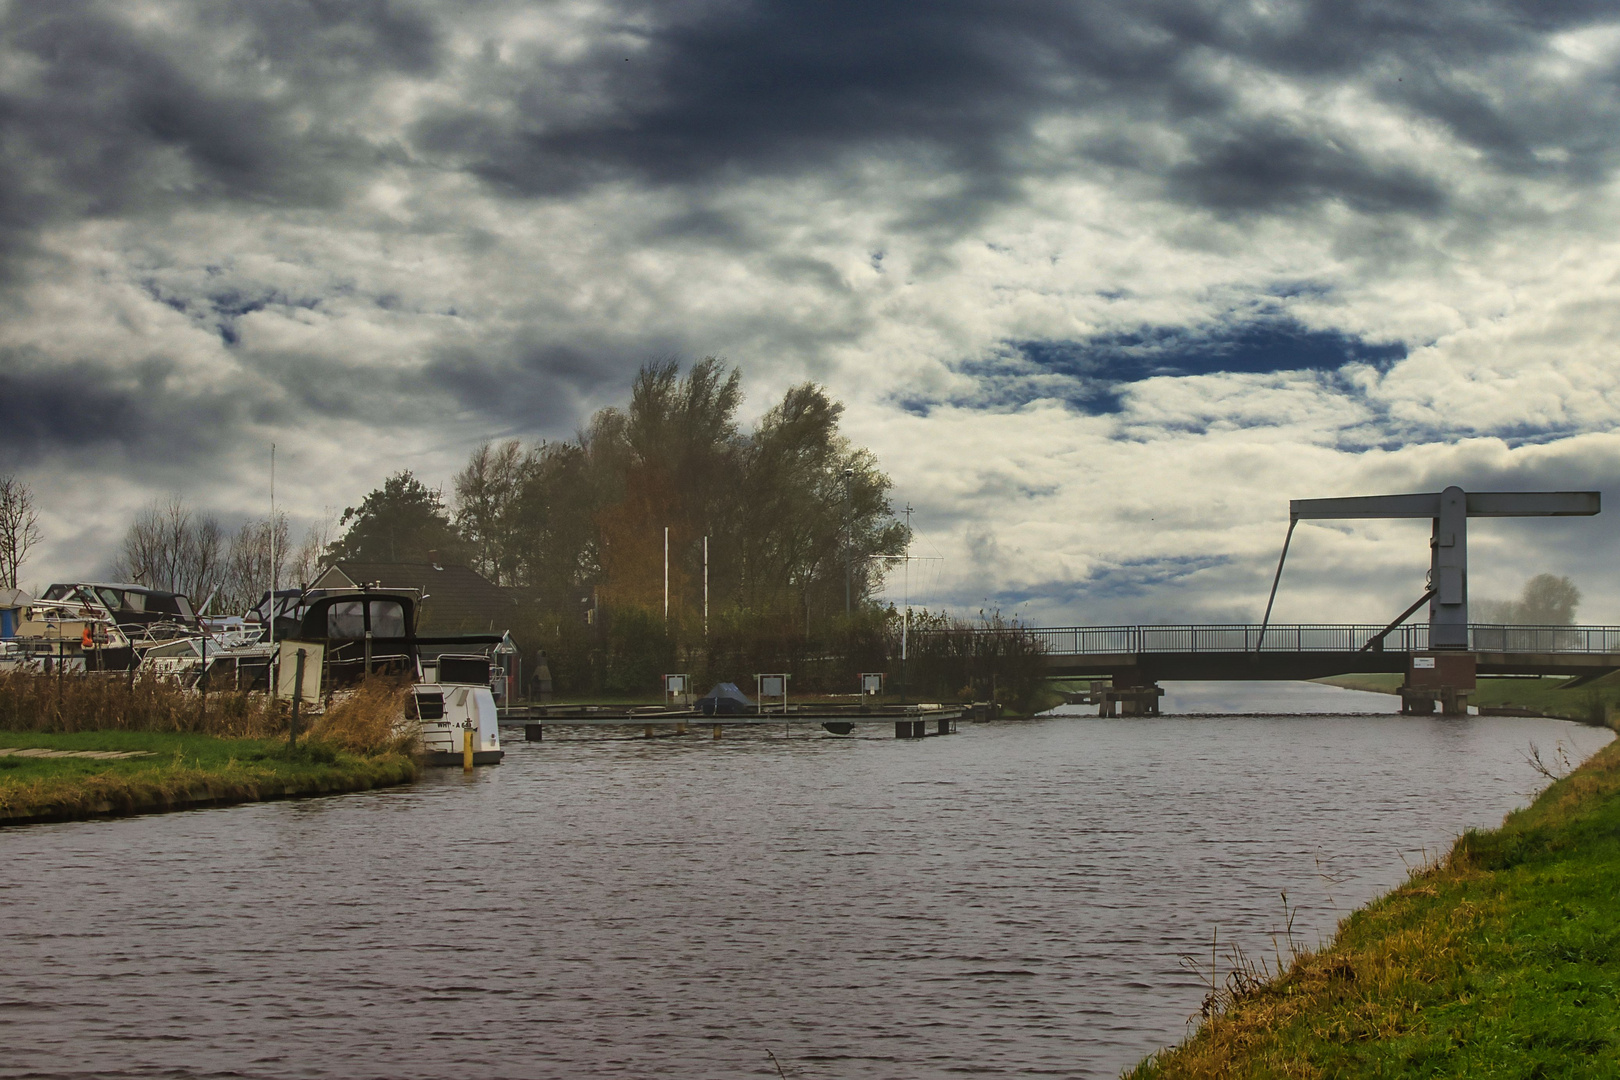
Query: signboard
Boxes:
[
  {"xmin": 1412, "ymin": 657, "xmax": 1436, "ymax": 669},
  {"xmin": 759, "ymin": 675, "xmax": 785, "ymax": 697},
  {"xmin": 860, "ymin": 672, "xmax": 884, "ymax": 696},
  {"xmin": 276, "ymin": 641, "xmax": 324, "ymax": 704}
]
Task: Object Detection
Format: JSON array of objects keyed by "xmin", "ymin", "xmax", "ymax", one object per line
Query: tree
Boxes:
[
  {"xmin": 286, "ymin": 512, "xmax": 339, "ymax": 588},
  {"xmin": 1517, "ymin": 573, "xmax": 1580, "ymax": 624},
  {"xmin": 445, "ymin": 358, "xmax": 909, "ymax": 692},
  {"xmin": 1474, "ymin": 573, "xmax": 1581, "ymax": 625},
  {"xmin": 117, "ymin": 497, "xmax": 224, "ymax": 603},
  {"xmin": 0, "ymin": 475, "xmax": 42, "ymax": 590},
  {"xmin": 326, "ymin": 471, "xmax": 465, "ymax": 565},
  {"xmin": 215, "ymin": 513, "xmax": 289, "ymax": 615},
  {"xmin": 453, "ymin": 440, "xmax": 533, "ymax": 585}
]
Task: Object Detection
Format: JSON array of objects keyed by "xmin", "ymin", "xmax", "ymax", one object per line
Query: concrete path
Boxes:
[{"xmin": 0, "ymin": 748, "xmax": 156, "ymax": 759}]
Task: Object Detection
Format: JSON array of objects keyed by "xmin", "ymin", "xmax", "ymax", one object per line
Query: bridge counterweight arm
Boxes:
[
  {"xmin": 1270, "ymin": 487, "xmax": 1598, "ymax": 653},
  {"xmin": 1290, "ymin": 491, "xmax": 1599, "ymax": 520}
]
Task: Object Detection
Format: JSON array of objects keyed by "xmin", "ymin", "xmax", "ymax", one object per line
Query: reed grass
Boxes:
[
  {"xmin": 1128, "ymin": 734, "xmax": 1620, "ymax": 1078},
  {"xmin": 308, "ymin": 680, "xmax": 417, "ymax": 755},
  {"xmin": 0, "ymin": 669, "xmax": 282, "ymax": 737}
]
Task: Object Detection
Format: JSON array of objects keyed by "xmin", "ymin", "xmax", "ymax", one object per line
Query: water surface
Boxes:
[{"xmin": 0, "ymin": 704, "xmax": 1609, "ymax": 1079}]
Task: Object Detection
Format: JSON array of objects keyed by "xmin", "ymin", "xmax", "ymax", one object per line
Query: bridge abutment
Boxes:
[
  {"xmin": 1100, "ymin": 683, "xmax": 1164, "ymax": 717},
  {"xmin": 1399, "ymin": 652, "xmax": 1475, "ymax": 717}
]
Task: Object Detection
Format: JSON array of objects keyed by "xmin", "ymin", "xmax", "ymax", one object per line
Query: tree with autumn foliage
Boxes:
[{"xmin": 447, "ymin": 358, "xmax": 909, "ymax": 690}]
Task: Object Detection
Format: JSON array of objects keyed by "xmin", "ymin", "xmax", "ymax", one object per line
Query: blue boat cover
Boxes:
[{"xmin": 697, "ymin": 681, "xmax": 753, "ymax": 715}]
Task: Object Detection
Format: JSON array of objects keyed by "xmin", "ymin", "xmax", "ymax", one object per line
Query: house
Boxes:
[{"xmin": 309, "ymin": 562, "xmax": 519, "ymax": 634}]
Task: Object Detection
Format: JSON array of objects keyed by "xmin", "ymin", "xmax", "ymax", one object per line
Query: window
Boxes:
[
  {"xmin": 328, "ymin": 601, "xmax": 366, "ymax": 639},
  {"xmin": 325, "ymin": 600, "xmax": 406, "ymax": 639},
  {"xmin": 369, "ymin": 601, "xmax": 405, "ymax": 638},
  {"xmin": 97, "ymin": 589, "xmax": 123, "ymax": 611}
]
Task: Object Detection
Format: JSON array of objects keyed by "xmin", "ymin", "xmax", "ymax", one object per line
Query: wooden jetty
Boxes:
[{"xmin": 499, "ymin": 702, "xmax": 975, "ymax": 740}]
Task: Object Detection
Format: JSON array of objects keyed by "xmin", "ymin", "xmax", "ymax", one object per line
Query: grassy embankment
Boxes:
[
  {"xmin": 1130, "ymin": 725, "xmax": 1620, "ymax": 1078},
  {"xmin": 0, "ymin": 674, "xmax": 418, "ymax": 825},
  {"xmin": 1322, "ymin": 671, "xmax": 1620, "ymax": 724}
]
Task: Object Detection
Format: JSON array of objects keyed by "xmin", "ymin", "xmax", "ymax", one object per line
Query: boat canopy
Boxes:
[{"xmin": 697, "ymin": 682, "xmax": 753, "ymax": 715}]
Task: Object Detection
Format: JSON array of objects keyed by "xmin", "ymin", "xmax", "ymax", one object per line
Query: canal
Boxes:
[{"xmin": 0, "ymin": 686, "xmax": 1611, "ymax": 1079}]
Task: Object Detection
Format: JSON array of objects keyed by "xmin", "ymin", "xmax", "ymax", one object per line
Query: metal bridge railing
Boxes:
[{"xmin": 1024, "ymin": 624, "xmax": 1620, "ymax": 656}]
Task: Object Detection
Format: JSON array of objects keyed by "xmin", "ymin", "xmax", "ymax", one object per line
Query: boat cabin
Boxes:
[{"xmin": 41, "ymin": 583, "xmax": 197, "ymax": 641}]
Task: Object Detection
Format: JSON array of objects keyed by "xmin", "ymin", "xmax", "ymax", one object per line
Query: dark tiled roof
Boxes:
[{"xmin": 317, "ymin": 562, "xmax": 518, "ymax": 633}]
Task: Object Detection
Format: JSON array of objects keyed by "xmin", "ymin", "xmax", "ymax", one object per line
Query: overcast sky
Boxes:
[{"xmin": 5, "ymin": 0, "xmax": 1620, "ymax": 624}]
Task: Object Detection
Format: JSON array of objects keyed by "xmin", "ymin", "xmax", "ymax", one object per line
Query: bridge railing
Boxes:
[{"xmin": 1025, "ymin": 624, "xmax": 1620, "ymax": 655}]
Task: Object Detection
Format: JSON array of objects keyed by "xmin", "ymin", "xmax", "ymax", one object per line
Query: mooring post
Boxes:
[
  {"xmin": 713, "ymin": 724, "xmax": 722, "ymax": 739},
  {"xmin": 463, "ymin": 721, "xmax": 474, "ymax": 772},
  {"xmin": 289, "ymin": 647, "xmax": 306, "ymax": 750}
]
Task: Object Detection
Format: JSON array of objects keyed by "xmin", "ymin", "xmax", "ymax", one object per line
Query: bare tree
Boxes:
[
  {"xmin": 287, "ymin": 511, "xmax": 339, "ymax": 589},
  {"xmin": 0, "ymin": 475, "xmax": 42, "ymax": 589},
  {"xmin": 116, "ymin": 497, "xmax": 224, "ymax": 603},
  {"xmin": 216, "ymin": 513, "xmax": 290, "ymax": 615}
]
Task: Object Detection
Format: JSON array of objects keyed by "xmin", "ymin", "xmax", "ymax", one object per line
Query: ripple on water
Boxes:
[{"xmin": 0, "ymin": 709, "xmax": 1610, "ymax": 1079}]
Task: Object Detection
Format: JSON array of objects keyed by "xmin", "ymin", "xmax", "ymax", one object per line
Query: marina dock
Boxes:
[{"xmin": 502, "ymin": 703, "xmax": 971, "ymax": 740}]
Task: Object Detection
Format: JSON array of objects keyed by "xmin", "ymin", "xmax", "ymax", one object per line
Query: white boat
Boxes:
[{"xmin": 412, "ymin": 654, "xmax": 504, "ymax": 766}]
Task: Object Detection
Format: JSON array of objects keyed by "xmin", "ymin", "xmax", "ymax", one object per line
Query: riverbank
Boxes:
[
  {"xmin": 1130, "ymin": 726, "xmax": 1620, "ymax": 1077},
  {"xmin": 0, "ymin": 730, "xmax": 418, "ymax": 825},
  {"xmin": 1321, "ymin": 671, "xmax": 1620, "ymax": 724}
]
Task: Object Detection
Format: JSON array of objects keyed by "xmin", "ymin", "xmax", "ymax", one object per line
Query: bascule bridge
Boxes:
[{"xmin": 1036, "ymin": 486, "xmax": 1614, "ymax": 716}]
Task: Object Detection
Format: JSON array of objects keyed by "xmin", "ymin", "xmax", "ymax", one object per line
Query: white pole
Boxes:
[
  {"xmin": 663, "ymin": 526, "xmax": 669, "ymax": 626},
  {"xmin": 901, "ymin": 505, "xmax": 911, "ymax": 662},
  {"xmin": 269, "ymin": 443, "xmax": 276, "ymax": 625}
]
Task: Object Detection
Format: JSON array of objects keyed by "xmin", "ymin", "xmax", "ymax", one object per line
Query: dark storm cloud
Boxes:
[
  {"xmin": 0, "ymin": 352, "xmax": 243, "ymax": 468},
  {"xmin": 412, "ymin": 0, "xmax": 1620, "ymax": 219},
  {"xmin": 0, "ymin": 1, "xmax": 441, "ymax": 261},
  {"xmin": 1, "ymin": 0, "xmax": 1615, "ymax": 267},
  {"xmin": 422, "ymin": 338, "xmax": 683, "ymax": 431}
]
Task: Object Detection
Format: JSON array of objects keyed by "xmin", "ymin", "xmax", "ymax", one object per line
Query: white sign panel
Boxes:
[
  {"xmin": 276, "ymin": 640, "xmax": 324, "ymax": 704},
  {"xmin": 1412, "ymin": 656, "xmax": 1437, "ymax": 669}
]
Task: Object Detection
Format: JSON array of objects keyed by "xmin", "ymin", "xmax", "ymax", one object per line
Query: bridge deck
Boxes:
[{"xmin": 1030, "ymin": 624, "xmax": 1620, "ymax": 682}]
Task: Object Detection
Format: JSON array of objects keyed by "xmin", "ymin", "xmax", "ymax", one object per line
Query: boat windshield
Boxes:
[{"xmin": 327, "ymin": 600, "xmax": 406, "ymax": 639}]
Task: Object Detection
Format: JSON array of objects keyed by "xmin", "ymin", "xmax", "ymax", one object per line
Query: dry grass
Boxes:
[
  {"xmin": 0, "ymin": 670, "xmax": 281, "ymax": 737},
  {"xmin": 308, "ymin": 679, "xmax": 417, "ymax": 755}
]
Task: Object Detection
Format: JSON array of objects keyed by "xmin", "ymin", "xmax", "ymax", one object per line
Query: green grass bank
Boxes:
[
  {"xmin": 0, "ymin": 675, "xmax": 421, "ymax": 825},
  {"xmin": 0, "ymin": 730, "xmax": 418, "ymax": 825},
  {"xmin": 1130, "ymin": 725, "xmax": 1620, "ymax": 1078},
  {"xmin": 1322, "ymin": 671, "xmax": 1620, "ymax": 725}
]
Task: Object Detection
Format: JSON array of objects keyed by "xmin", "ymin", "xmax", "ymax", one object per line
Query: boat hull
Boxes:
[{"xmin": 422, "ymin": 749, "xmax": 505, "ymax": 767}]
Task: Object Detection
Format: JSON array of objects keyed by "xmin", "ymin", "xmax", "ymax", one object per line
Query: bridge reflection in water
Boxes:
[{"xmin": 1026, "ymin": 624, "xmax": 1620, "ymax": 716}]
